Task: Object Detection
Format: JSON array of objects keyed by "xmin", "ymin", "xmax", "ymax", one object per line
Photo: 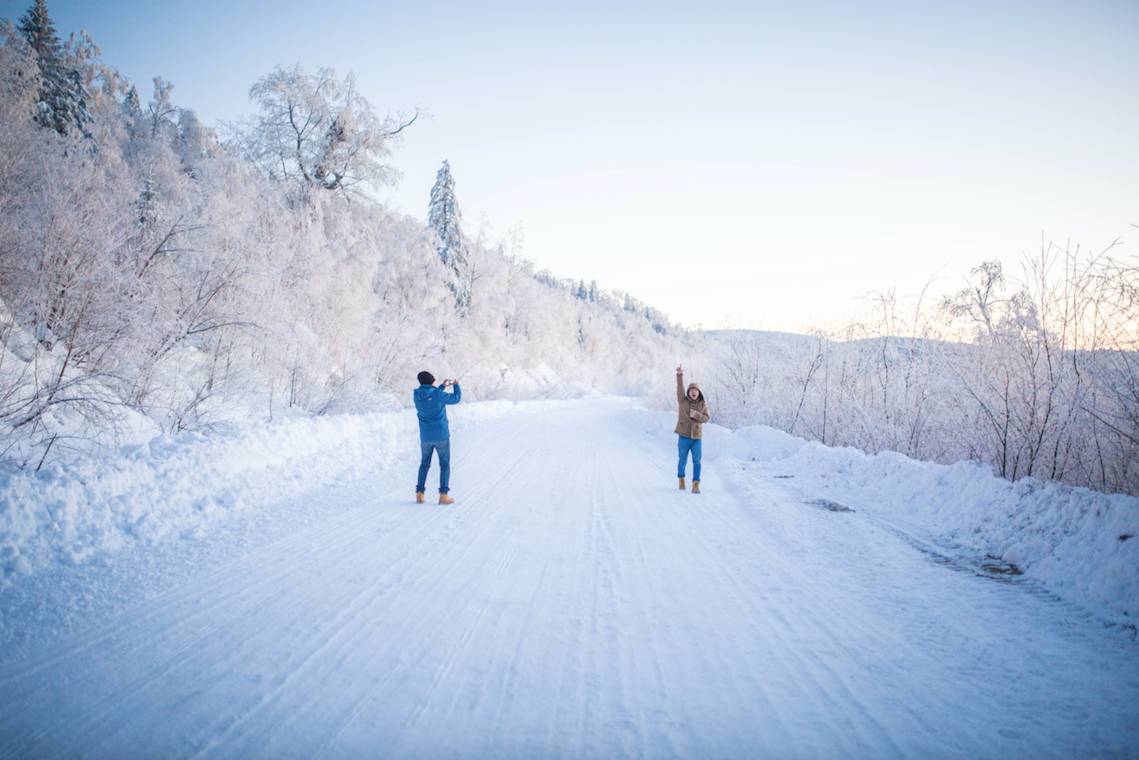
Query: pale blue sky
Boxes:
[{"xmin": 5, "ymin": 0, "xmax": 1137, "ymax": 331}]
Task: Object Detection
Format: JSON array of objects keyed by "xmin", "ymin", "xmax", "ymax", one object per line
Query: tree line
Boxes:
[{"xmin": 707, "ymin": 242, "xmax": 1139, "ymax": 495}]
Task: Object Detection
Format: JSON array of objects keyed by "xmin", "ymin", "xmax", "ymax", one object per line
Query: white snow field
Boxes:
[{"xmin": 1, "ymin": 398, "xmax": 1137, "ymax": 758}]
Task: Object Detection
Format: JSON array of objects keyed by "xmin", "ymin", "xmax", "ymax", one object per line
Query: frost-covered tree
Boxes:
[
  {"xmin": 428, "ymin": 160, "xmax": 462, "ymax": 263},
  {"xmin": 17, "ymin": 0, "xmax": 89, "ymax": 137},
  {"xmin": 175, "ymin": 108, "xmax": 211, "ymax": 166},
  {"xmin": 122, "ymin": 84, "xmax": 139, "ymax": 118},
  {"xmin": 428, "ymin": 159, "xmax": 471, "ymax": 311},
  {"xmin": 145, "ymin": 76, "xmax": 176, "ymax": 139},
  {"xmin": 235, "ymin": 64, "xmax": 417, "ymax": 205},
  {"xmin": 0, "ymin": 9, "xmax": 683, "ymax": 469}
]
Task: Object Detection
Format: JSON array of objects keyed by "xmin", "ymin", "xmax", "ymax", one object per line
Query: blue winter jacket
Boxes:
[{"xmin": 413, "ymin": 383, "xmax": 461, "ymax": 442}]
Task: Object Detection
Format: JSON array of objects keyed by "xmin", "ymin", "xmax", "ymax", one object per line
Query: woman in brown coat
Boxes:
[{"xmin": 675, "ymin": 364, "xmax": 710, "ymax": 493}]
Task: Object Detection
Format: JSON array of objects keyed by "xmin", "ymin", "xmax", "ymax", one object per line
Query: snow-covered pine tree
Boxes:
[
  {"xmin": 427, "ymin": 159, "xmax": 471, "ymax": 312},
  {"xmin": 122, "ymin": 84, "xmax": 140, "ymax": 119},
  {"xmin": 17, "ymin": 0, "xmax": 89, "ymax": 137},
  {"xmin": 135, "ymin": 174, "xmax": 157, "ymax": 226}
]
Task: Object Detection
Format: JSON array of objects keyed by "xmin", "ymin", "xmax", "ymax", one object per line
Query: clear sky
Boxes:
[{"xmin": 5, "ymin": 0, "xmax": 1137, "ymax": 331}]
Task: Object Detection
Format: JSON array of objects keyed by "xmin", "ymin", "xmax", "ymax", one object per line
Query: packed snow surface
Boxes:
[{"xmin": 1, "ymin": 398, "xmax": 1136, "ymax": 758}]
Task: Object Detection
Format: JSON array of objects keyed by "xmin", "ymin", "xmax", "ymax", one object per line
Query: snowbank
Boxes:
[
  {"xmin": 625, "ymin": 405, "xmax": 1136, "ymax": 621},
  {"xmin": 0, "ymin": 400, "xmax": 541, "ymax": 583},
  {"xmin": 702, "ymin": 419, "xmax": 1139, "ymax": 623}
]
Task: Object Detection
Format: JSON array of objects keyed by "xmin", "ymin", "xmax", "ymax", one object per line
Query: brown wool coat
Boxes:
[{"xmin": 675, "ymin": 373, "xmax": 711, "ymax": 439}]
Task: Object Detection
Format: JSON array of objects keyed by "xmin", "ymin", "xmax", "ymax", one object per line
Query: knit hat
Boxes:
[{"xmin": 417, "ymin": 370, "xmax": 435, "ymax": 386}]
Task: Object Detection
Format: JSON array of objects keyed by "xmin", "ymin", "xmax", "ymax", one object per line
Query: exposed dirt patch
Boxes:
[
  {"xmin": 981, "ymin": 555, "xmax": 1024, "ymax": 576},
  {"xmin": 805, "ymin": 498, "xmax": 855, "ymax": 513}
]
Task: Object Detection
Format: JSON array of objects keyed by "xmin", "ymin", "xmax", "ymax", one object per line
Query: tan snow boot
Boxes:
[
  {"xmin": 415, "ymin": 492, "xmax": 425, "ymax": 504},
  {"xmin": 679, "ymin": 477, "xmax": 686, "ymax": 491},
  {"xmin": 692, "ymin": 480, "xmax": 701, "ymax": 494},
  {"xmin": 438, "ymin": 493, "xmax": 455, "ymax": 505}
]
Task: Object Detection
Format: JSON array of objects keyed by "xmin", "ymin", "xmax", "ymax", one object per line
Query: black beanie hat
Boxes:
[{"xmin": 417, "ymin": 370, "xmax": 435, "ymax": 386}]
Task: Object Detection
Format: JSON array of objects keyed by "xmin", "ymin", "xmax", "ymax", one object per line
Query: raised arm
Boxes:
[
  {"xmin": 443, "ymin": 381, "xmax": 462, "ymax": 405},
  {"xmin": 676, "ymin": 365, "xmax": 685, "ymax": 404}
]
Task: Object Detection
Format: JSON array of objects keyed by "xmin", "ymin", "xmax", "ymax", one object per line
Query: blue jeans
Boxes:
[
  {"xmin": 677, "ymin": 435, "xmax": 702, "ymax": 481},
  {"xmin": 417, "ymin": 439, "xmax": 451, "ymax": 494}
]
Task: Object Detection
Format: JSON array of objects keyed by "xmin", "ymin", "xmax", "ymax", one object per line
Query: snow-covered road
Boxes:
[{"xmin": 1, "ymin": 399, "xmax": 1136, "ymax": 758}]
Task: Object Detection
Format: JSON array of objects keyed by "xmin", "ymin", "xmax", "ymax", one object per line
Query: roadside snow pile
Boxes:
[
  {"xmin": 0, "ymin": 400, "xmax": 531, "ymax": 583},
  {"xmin": 712, "ymin": 422, "xmax": 1139, "ymax": 623}
]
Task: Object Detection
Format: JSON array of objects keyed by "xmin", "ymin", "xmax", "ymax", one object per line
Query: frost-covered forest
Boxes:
[
  {"xmin": 0, "ymin": 4, "xmax": 681, "ymax": 469},
  {"xmin": 1, "ymin": 2, "xmax": 1136, "ymax": 497},
  {"xmin": 703, "ymin": 246, "xmax": 1139, "ymax": 495}
]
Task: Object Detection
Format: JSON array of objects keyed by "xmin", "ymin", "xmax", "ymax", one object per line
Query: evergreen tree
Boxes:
[
  {"xmin": 427, "ymin": 160, "xmax": 470, "ymax": 311},
  {"xmin": 17, "ymin": 0, "xmax": 90, "ymax": 137},
  {"xmin": 122, "ymin": 85, "xmax": 141, "ymax": 118},
  {"xmin": 136, "ymin": 175, "xmax": 156, "ymax": 226}
]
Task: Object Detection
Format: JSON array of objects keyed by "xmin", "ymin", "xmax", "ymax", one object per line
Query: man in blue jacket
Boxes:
[{"xmin": 413, "ymin": 370, "xmax": 462, "ymax": 504}]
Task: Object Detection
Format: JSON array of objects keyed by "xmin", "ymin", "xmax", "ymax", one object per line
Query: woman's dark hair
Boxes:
[{"xmin": 417, "ymin": 370, "xmax": 435, "ymax": 386}]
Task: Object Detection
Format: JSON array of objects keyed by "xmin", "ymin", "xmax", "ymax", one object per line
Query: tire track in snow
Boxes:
[
  {"xmin": 595, "ymin": 444, "xmax": 683, "ymax": 759},
  {"xmin": 1, "ymin": 493, "xmax": 469, "ymax": 759},
  {"xmin": 272, "ymin": 415, "xmax": 555, "ymax": 756},
  {"xmin": 0, "ymin": 415, "xmax": 535, "ymax": 758},
  {"xmin": 0, "ymin": 503, "xmax": 417, "ymax": 758},
  {"xmin": 204, "ymin": 418, "xmax": 542, "ymax": 757},
  {"xmin": 584, "ymin": 447, "xmax": 644, "ymax": 758},
  {"xmin": 620, "ymin": 428, "xmax": 822, "ymax": 757},
  {"xmin": 678, "ymin": 474, "xmax": 909, "ymax": 757}
]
